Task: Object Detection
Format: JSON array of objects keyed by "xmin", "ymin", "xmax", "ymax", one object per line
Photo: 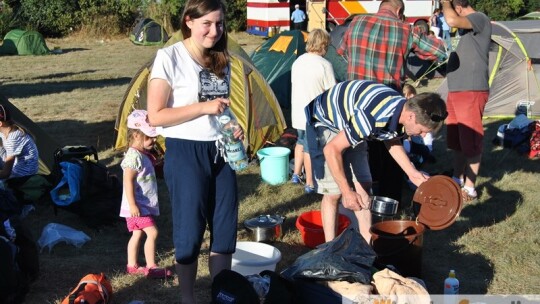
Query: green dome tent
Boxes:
[
  {"xmin": 0, "ymin": 29, "xmax": 51, "ymax": 56},
  {"xmin": 129, "ymin": 18, "xmax": 169, "ymax": 46},
  {"xmin": 250, "ymin": 30, "xmax": 347, "ymax": 109}
]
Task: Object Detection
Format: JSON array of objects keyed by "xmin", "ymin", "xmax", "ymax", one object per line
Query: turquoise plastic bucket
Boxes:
[{"xmin": 257, "ymin": 147, "xmax": 291, "ymax": 185}]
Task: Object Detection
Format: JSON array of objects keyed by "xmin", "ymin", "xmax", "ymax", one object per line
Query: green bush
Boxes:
[
  {"xmin": 18, "ymin": 0, "xmax": 79, "ymax": 36},
  {"xmin": 142, "ymin": 0, "xmax": 246, "ymax": 35},
  {"xmin": 1, "ymin": 0, "xmax": 247, "ymax": 38},
  {"xmin": 77, "ymin": 0, "xmax": 140, "ymax": 37},
  {"xmin": 226, "ymin": 0, "xmax": 247, "ymax": 32},
  {"xmin": 0, "ymin": 5, "xmax": 14, "ymax": 38}
]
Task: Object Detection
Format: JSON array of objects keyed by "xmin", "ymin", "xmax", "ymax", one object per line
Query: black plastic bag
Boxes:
[{"xmin": 281, "ymin": 228, "xmax": 376, "ymax": 284}]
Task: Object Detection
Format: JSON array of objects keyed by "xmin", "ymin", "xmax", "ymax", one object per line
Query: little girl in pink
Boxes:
[{"xmin": 120, "ymin": 109, "xmax": 172, "ymax": 279}]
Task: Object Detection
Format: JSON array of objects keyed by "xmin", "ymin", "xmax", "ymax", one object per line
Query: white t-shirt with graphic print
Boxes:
[{"xmin": 150, "ymin": 41, "xmax": 231, "ymax": 141}]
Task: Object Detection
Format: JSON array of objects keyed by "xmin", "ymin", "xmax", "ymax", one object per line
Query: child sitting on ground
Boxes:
[
  {"xmin": 0, "ymin": 104, "xmax": 39, "ymax": 203},
  {"xmin": 402, "ymin": 84, "xmax": 436, "ymax": 166},
  {"xmin": 120, "ymin": 110, "xmax": 172, "ymax": 279}
]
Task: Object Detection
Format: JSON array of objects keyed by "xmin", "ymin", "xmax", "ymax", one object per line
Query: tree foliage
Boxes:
[
  {"xmin": 0, "ymin": 0, "xmax": 535, "ymax": 38},
  {"xmin": 472, "ymin": 0, "xmax": 530, "ymax": 21}
]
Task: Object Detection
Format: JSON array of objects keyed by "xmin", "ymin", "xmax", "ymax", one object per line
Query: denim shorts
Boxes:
[{"xmin": 296, "ymin": 129, "xmax": 309, "ymax": 152}]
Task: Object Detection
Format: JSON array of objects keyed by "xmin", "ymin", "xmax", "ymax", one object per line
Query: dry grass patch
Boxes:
[{"xmin": 1, "ymin": 33, "xmax": 539, "ymax": 303}]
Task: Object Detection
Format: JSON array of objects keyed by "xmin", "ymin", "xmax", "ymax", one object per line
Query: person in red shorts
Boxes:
[{"xmin": 441, "ymin": 0, "xmax": 491, "ymax": 202}]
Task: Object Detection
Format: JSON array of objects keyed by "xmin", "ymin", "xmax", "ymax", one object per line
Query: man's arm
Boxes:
[
  {"xmin": 441, "ymin": 0, "xmax": 473, "ymax": 29},
  {"xmin": 384, "ymin": 138, "xmax": 429, "ymax": 186},
  {"xmin": 0, "ymin": 155, "xmax": 15, "ymax": 179},
  {"xmin": 324, "ymin": 130, "xmax": 370, "ymax": 210},
  {"xmin": 411, "ymin": 26, "xmax": 447, "ymax": 62}
]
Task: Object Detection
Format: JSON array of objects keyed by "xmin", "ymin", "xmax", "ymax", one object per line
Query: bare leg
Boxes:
[
  {"xmin": 355, "ymin": 209, "xmax": 372, "ymax": 243},
  {"xmin": 353, "ymin": 181, "xmax": 372, "ymax": 243},
  {"xmin": 293, "ymin": 143, "xmax": 304, "ymax": 177},
  {"xmin": 176, "ymin": 261, "xmax": 197, "ymax": 304},
  {"xmin": 209, "ymin": 252, "xmax": 232, "ymax": 280},
  {"xmin": 127, "ymin": 230, "xmax": 142, "ymax": 267},
  {"xmin": 142, "ymin": 225, "xmax": 158, "ymax": 267},
  {"xmin": 321, "ymin": 194, "xmax": 341, "ymax": 242},
  {"xmin": 304, "ymin": 151, "xmax": 313, "ymax": 187}
]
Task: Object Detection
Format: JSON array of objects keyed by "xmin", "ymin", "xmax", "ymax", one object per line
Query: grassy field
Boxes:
[{"xmin": 1, "ymin": 32, "xmax": 539, "ymax": 303}]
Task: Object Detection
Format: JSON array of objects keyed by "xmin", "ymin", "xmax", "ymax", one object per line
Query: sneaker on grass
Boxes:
[
  {"xmin": 461, "ymin": 188, "xmax": 478, "ymax": 203},
  {"xmin": 291, "ymin": 173, "xmax": 303, "ymax": 184},
  {"xmin": 304, "ymin": 185, "xmax": 315, "ymax": 194},
  {"xmin": 126, "ymin": 265, "xmax": 146, "ymax": 275},
  {"xmin": 146, "ymin": 266, "xmax": 174, "ymax": 279}
]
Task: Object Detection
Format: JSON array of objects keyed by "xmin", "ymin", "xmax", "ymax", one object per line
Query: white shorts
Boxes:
[{"xmin": 314, "ymin": 128, "xmax": 372, "ymax": 195}]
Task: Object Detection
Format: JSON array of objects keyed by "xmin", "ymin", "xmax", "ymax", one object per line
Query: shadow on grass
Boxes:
[
  {"xmin": 37, "ymin": 119, "xmax": 117, "ymax": 150},
  {"xmin": 60, "ymin": 48, "xmax": 90, "ymax": 54},
  {"xmin": 1, "ymin": 77, "xmax": 131, "ymax": 99},
  {"xmin": 413, "ymin": 118, "xmax": 537, "ymax": 293},
  {"xmin": 31, "ymin": 70, "xmax": 99, "ymax": 81},
  {"xmin": 421, "ymin": 184, "xmax": 522, "ymax": 293}
]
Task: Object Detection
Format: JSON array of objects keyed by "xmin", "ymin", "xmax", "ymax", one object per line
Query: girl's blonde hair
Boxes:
[
  {"xmin": 126, "ymin": 128, "xmax": 143, "ymax": 150},
  {"xmin": 180, "ymin": 0, "xmax": 229, "ymax": 78},
  {"xmin": 306, "ymin": 29, "xmax": 331, "ymax": 55},
  {"xmin": 402, "ymin": 83, "xmax": 417, "ymax": 98}
]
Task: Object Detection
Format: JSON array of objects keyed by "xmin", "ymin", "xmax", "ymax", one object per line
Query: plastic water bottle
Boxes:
[
  {"xmin": 218, "ymin": 109, "xmax": 248, "ymax": 171},
  {"xmin": 443, "ymin": 270, "xmax": 459, "ymax": 304}
]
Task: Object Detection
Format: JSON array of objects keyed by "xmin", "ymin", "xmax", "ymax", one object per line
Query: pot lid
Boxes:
[
  {"xmin": 244, "ymin": 214, "xmax": 285, "ymax": 229},
  {"xmin": 412, "ymin": 175, "xmax": 462, "ymax": 230}
]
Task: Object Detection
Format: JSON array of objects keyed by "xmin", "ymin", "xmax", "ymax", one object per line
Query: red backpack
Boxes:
[
  {"xmin": 529, "ymin": 121, "xmax": 540, "ymax": 159},
  {"xmin": 61, "ymin": 273, "xmax": 113, "ymax": 304}
]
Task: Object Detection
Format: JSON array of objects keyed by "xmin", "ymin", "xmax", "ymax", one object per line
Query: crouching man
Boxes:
[{"xmin": 305, "ymin": 80, "xmax": 447, "ymax": 243}]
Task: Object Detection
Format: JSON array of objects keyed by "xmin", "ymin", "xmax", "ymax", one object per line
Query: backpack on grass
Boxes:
[
  {"xmin": 61, "ymin": 273, "xmax": 113, "ymax": 304},
  {"xmin": 0, "ymin": 216, "xmax": 40, "ymax": 304},
  {"xmin": 50, "ymin": 146, "xmax": 122, "ymax": 229}
]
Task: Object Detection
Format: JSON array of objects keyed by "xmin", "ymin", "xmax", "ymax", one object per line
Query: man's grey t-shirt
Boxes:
[{"xmin": 446, "ymin": 12, "xmax": 491, "ymax": 92}]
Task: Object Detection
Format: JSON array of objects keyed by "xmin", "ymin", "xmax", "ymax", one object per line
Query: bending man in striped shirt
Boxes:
[
  {"xmin": 338, "ymin": 0, "xmax": 448, "ymax": 205},
  {"xmin": 305, "ymin": 80, "xmax": 447, "ymax": 242}
]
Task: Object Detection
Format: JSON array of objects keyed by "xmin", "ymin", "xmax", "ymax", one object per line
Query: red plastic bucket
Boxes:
[{"xmin": 296, "ymin": 210, "xmax": 351, "ymax": 248}]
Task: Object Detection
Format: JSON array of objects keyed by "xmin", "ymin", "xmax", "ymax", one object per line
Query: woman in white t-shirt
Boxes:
[
  {"xmin": 147, "ymin": 0, "xmax": 243, "ymax": 302},
  {"xmin": 290, "ymin": 29, "xmax": 336, "ymax": 193}
]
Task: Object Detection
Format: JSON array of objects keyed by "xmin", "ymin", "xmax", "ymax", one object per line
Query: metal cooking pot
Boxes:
[
  {"xmin": 244, "ymin": 214, "xmax": 285, "ymax": 243},
  {"xmin": 369, "ymin": 196, "xmax": 399, "ymax": 216}
]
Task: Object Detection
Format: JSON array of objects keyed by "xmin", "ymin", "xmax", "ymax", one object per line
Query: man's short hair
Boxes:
[
  {"xmin": 295, "ymin": 4, "xmax": 299, "ymax": 8},
  {"xmin": 406, "ymin": 92, "xmax": 447, "ymax": 133},
  {"xmin": 380, "ymin": 0, "xmax": 405, "ymax": 17},
  {"xmin": 452, "ymin": 0, "xmax": 471, "ymax": 8}
]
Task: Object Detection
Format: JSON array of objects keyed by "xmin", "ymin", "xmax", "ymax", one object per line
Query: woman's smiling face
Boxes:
[{"xmin": 186, "ymin": 9, "xmax": 224, "ymax": 50}]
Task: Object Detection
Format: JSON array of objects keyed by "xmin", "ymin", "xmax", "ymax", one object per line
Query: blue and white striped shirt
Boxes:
[
  {"xmin": 0, "ymin": 128, "xmax": 39, "ymax": 178},
  {"xmin": 305, "ymin": 80, "xmax": 406, "ymax": 147}
]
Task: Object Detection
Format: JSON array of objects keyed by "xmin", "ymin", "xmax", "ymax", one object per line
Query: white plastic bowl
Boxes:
[{"xmin": 231, "ymin": 241, "xmax": 282, "ymax": 275}]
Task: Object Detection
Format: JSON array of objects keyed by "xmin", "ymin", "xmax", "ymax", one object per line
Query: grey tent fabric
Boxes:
[{"xmin": 438, "ymin": 20, "xmax": 540, "ymax": 117}]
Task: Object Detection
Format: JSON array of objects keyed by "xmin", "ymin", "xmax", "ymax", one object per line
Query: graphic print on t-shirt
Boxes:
[{"xmin": 199, "ymin": 69, "xmax": 229, "ymax": 101}]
